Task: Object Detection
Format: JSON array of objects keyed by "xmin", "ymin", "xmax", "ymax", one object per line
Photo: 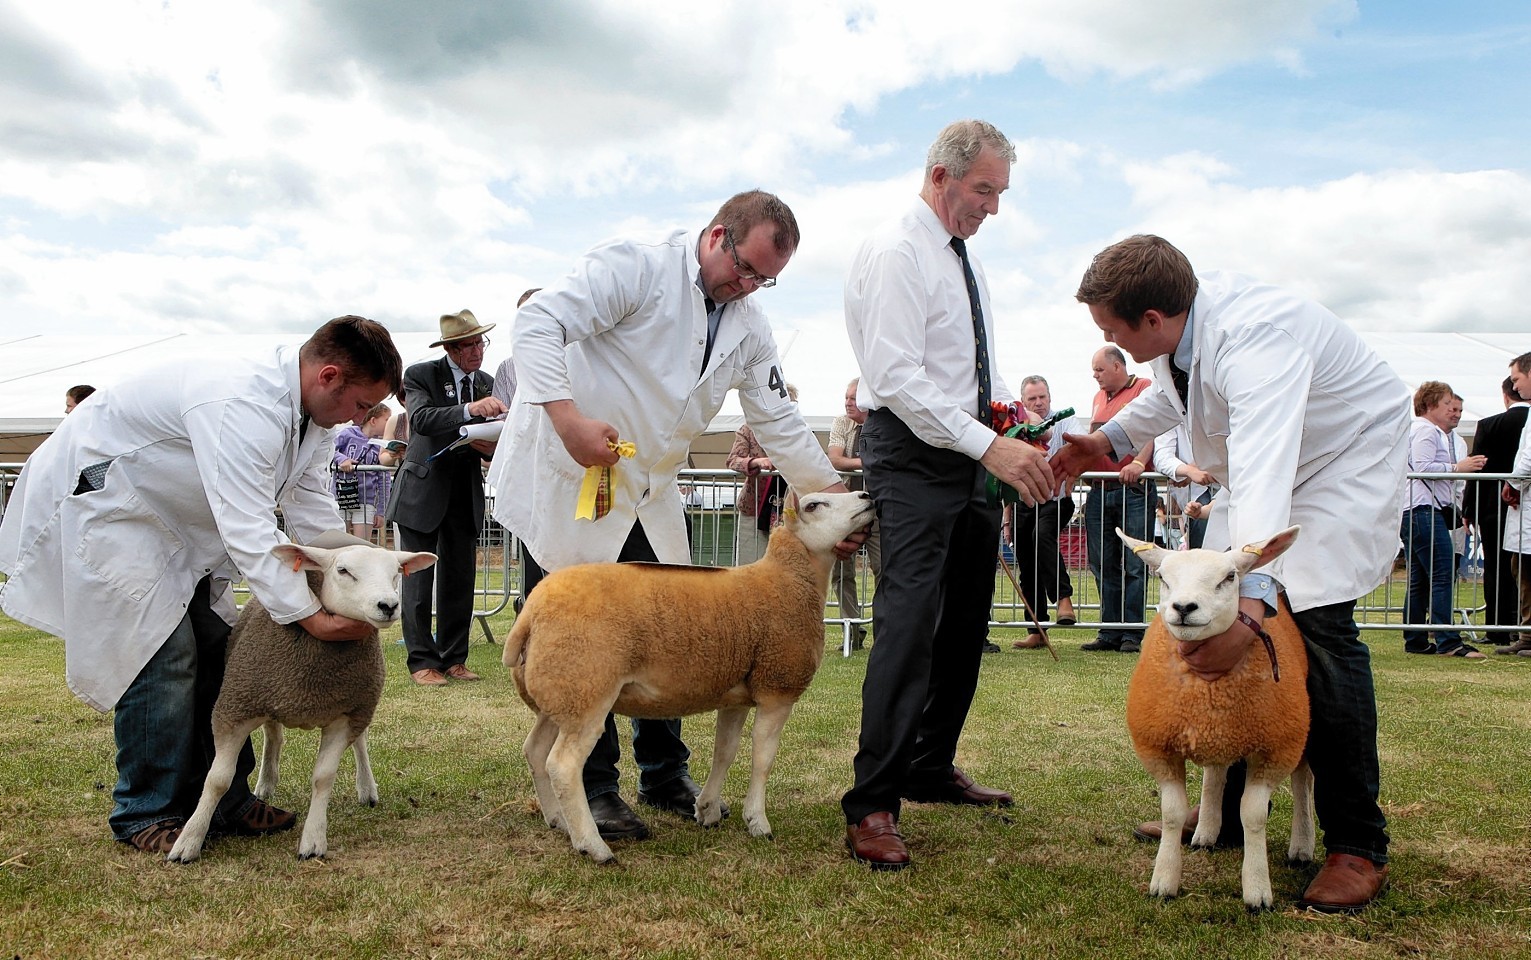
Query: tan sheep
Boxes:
[
  {"xmin": 167, "ymin": 541, "xmax": 437, "ymax": 863},
  {"xmin": 1117, "ymin": 525, "xmax": 1314, "ymax": 909},
  {"xmin": 505, "ymin": 490, "xmax": 876, "ymax": 864}
]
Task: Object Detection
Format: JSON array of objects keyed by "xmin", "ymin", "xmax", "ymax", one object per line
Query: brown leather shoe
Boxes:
[
  {"xmin": 902, "ymin": 766, "xmax": 1013, "ymax": 806},
  {"xmin": 216, "ymin": 798, "xmax": 297, "ymax": 837},
  {"xmin": 1013, "ymin": 632, "xmax": 1047, "ymax": 650},
  {"xmin": 411, "ymin": 668, "xmax": 448, "ymax": 686},
  {"xmin": 1055, "ymin": 597, "xmax": 1077, "ymax": 625},
  {"xmin": 846, "ymin": 812, "xmax": 910, "ymax": 871},
  {"xmin": 444, "ymin": 663, "xmax": 481, "ymax": 681},
  {"xmin": 126, "ymin": 819, "xmax": 184, "ymax": 854},
  {"xmin": 1298, "ymin": 853, "xmax": 1389, "ymax": 913},
  {"xmin": 1132, "ymin": 804, "xmax": 1243, "ymax": 848}
]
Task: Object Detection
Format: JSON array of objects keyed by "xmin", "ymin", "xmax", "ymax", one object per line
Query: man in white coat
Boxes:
[
  {"xmin": 1052, "ymin": 235, "xmax": 1408, "ymax": 913},
  {"xmin": 488, "ymin": 190, "xmax": 859, "ymax": 842},
  {"xmin": 0, "ymin": 317, "xmax": 402, "ymax": 854}
]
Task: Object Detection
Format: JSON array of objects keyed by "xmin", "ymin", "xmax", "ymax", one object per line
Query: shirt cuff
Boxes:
[
  {"xmin": 1100, "ymin": 421, "xmax": 1133, "ymax": 460},
  {"xmin": 1240, "ymin": 573, "xmax": 1280, "ymax": 618}
]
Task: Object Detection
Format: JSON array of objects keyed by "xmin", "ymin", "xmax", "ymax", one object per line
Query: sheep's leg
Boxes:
[
  {"xmin": 741, "ymin": 700, "xmax": 794, "ymax": 839},
  {"xmin": 352, "ymin": 729, "xmax": 378, "ymax": 807},
  {"xmin": 523, "ymin": 712, "xmax": 563, "ymax": 831},
  {"xmin": 254, "ymin": 722, "xmax": 284, "ymax": 800},
  {"xmin": 1238, "ymin": 775, "xmax": 1277, "ymax": 910},
  {"xmin": 298, "ymin": 717, "xmax": 353, "ymax": 860},
  {"xmin": 1148, "ymin": 769, "xmax": 1188, "ymax": 899},
  {"xmin": 698, "ymin": 706, "xmax": 749, "ymax": 829},
  {"xmin": 1192, "ymin": 764, "xmax": 1228, "ymax": 848},
  {"xmin": 546, "ymin": 713, "xmax": 616, "ymax": 864},
  {"xmin": 1287, "ymin": 759, "xmax": 1315, "ymax": 865},
  {"xmin": 167, "ymin": 717, "xmax": 265, "ymax": 863}
]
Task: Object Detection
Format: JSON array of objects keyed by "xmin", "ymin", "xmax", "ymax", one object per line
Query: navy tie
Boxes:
[
  {"xmin": 461, "ymin": 375, "xmax": 473, "ymax": 403},
  {"xmin": 1170, "ymin": 360, "xmax": 1189, "ymax": 409},
  {"xmin": 950, "ymin": 237, "xmax": 992, "ymax": 427}
]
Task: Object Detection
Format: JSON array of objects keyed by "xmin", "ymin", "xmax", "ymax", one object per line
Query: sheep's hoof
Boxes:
[
  {"xmin": 1285, "ymin": 853, "xmax": 1314, "ymax": 867},
  {"xmin": 298, "ymin": 851, "xmax": 327, "ymax": 861}
]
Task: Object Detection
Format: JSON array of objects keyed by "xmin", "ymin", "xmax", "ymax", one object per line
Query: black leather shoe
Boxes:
[
  {"xmin": 638, "ymin": 774, "xmax": 729, "ymax": 820},
  {"xmin": 588, "ymin": 792, "xmax": 650, "ymax": 841}
]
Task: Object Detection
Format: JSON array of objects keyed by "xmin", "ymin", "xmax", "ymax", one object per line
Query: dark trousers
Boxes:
[
  {"xmin": 842, "ymin": 410, "xmax": 1001, "ymax": 824},
  {"xmin": 397, "ymin": 502, "xmax": 479, "ymax": 673},
  {"xmin": 110, "ymin": 577, "xmax": 256, "ymax": 839},
  {"xmin": 1475, "ymin": 504, "xmax": 1517, "ymax": 626},
  {"xmin": 1209, "ymin": 599, "xmax": 1389, "ymax": 863},
  {"xmin": 520, "ymin": 523, "xmax": 690, "ymax": 799},
  {"xmin": 1084, "ymin": 480, "xmax": 1156, "ymax": 645},
  {"xmin": 1011, "ymin": 497, "xmax": 1075, "ymax": 622}
]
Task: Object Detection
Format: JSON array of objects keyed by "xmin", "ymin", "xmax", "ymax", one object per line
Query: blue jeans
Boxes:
[
  {"xmin": 519, "ymin": 525, "xmax": 691, "ymax": 800},
  {"xmin": 1401, "ymin": 505, "xmax": 1461, "ymax": 652},
  {"xmin": 110, "ymin": 577, "xmax": 256, "ymax": 840},
  {"xmin": 1213, "ymin": 599, "xmax": 1390, "ymax": 864},
  {"xmin": 1084, "ymin": 480, "xmax": 1155, "ymax": 646}
]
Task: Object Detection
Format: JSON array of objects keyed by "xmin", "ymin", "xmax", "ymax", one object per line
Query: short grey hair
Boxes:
[
  {"xmin": 1020, "ymin": 375, "xmax": 1050, "ymax": 390},
  {"xmin": 925, "ymin": 120, "xmax": 1016, "ymax": 181}
]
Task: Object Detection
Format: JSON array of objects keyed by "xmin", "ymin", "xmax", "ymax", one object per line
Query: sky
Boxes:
[{"xmin": 3, "ymin": 0, "xmax": 1529, "ymax": 418}]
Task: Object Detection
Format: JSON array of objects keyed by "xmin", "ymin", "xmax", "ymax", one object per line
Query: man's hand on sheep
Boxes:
[
  {"xmin": 1048, "ymin": 430, "xmax": 1112, "ymax": 496},
  {"xmin": 297, "ymin": 610, "xmax": 377, "ymax": 642},
  {"xmin": 816, "ymin": 481, "xmax": 872, "ymax": 560},
  {"xmin": 542, "ymin": 400, "xmax": 621, "ymax": 467},
  {"xmin": 981, "ymin": 436, "xmax": 1053, "ymax": 507},
  {"xmin": 1175, "ymin": 596, "xmax": 1269, "ymax": 682}
]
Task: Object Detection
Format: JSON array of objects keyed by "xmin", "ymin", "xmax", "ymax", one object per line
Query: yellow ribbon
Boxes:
[{"xmin": 575, "ymin": 438, "xmax": 637, "ymax": 521}]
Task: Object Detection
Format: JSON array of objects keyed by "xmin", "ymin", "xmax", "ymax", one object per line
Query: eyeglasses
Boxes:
[
  {"xmin": 450, "ymin": 337, "xmax": 489, "ymax": 352},
  {"xmin": 723, "ymin": 228, "xmax": 777, "ymax": 288}
]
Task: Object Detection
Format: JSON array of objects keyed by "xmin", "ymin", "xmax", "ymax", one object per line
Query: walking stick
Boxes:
[{"xmin": 996, "ymin": 549, "xmax": 1060, "ymax": 662}]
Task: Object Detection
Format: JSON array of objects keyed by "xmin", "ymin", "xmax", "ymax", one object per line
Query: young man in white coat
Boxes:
[
  {"xmin": 489, "ymin": 190, "xmax": 862, "ymax": 843},
  {"xmin": 1051, "ymin": 235, "xmax": 1409, "ymax": 913},
  {"xmin": 0, "ymin": 317, "xmax": 402, "ymax": 854}
]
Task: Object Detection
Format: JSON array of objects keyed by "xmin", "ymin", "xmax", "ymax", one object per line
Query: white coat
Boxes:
[
  {"xmin": 1107, "ymin": 272, "xmax": 1412, "ymax": 613},
  {"xmin": 0, "ymin": 345, "xmax": 342, "ymax": 712},
  {"xmin": 1499, "ymin": 415, "xmax": 1531, "ymax": 554},
  {"xmin": 488, "ymin": 229, "xmax": 840, "ymax": 572}
]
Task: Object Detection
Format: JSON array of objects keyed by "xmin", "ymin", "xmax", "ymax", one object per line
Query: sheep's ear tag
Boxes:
[
  {"xmin": 1242, "ymin": 545, "xmax": 1264, "ymax": 556},
  {"xmin": 1130, "ymin": 543, "xmax": 1153, "ymax": 555},
  {"xmin": 783, "ymin": 507, "xmax": 798, "ymax": 521},
  {"xmin": 290, "ymin": 557, "xmax": 304, "ymax": 572}
]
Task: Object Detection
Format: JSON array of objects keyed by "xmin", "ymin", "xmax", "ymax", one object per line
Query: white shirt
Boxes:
[
  {"xmin": 845, "ymin": 199, "xmax": 1012, "ymax": 461},
  {"xmin": 488, "ymin": 229, "xmax": 839, "ymax": 572},
  {"xmin": 1405, "ymin": 416, "xmax": 1458, "ymax": 511}
]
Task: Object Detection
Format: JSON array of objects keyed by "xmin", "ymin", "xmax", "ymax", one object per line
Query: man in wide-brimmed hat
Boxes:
[{"xmin": 387, "ymin": 309, "xmax": 508, "ymax": 686}]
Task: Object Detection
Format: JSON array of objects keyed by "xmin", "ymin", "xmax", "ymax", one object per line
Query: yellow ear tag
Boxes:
[
  {"xmin": 1131, "ymin": 543, "xmax": 1154, "ymax": 555},
  {"xmin": 1242, "ymin": 545, "xmax": 1264, "ymax": 556},
  {"xmin": 783, "ymin": 507, "xmax": 797, "ymax": 521}
]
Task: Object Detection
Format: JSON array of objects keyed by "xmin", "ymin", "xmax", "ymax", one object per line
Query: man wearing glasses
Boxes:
[
  {"xmin": 388, "ymin": 309, "xmax": 509, "ymax": 686},
  {"xmin": 490, "ymin": 190, "xmax": 861, "ymax": 843}
]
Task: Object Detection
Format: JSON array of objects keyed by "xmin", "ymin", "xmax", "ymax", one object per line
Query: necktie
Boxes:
[
  {"xmin": 298, "ymin": 413, "xmax": 310, "ymax": 443},
  {"xmin": 461, "ymin": 375, "xmax": 474, "ymax": 403},
  {"xmin": 701, "ymin": 297, "xmax": 721, "ymax": 376},
  {"xmin": 950, "ymin": 237, "xmax": 992, "ymax": 426},
  {"xmin": 1169, "ymin": 360, "xmax": 1189, "ymax": 409}
]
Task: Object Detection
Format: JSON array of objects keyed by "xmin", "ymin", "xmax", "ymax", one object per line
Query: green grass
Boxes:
[{"xmin": 1, "ymin": 609, "xmax": 1528, "ymax": 960}]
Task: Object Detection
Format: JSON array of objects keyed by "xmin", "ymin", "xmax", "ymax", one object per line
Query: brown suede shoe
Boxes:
[
  {"xmin": 902, "ymin": 766, "xmax": 1013, "ymax": 806},
  {"xmin": 411, "ymin": 668, "xmax": 448, "ymax": 686},
  {"xmin": 1133, "ymin": 803, "xmax": 1200, "ymax": 845},
  {"xmin": 1054, "ymin": 597, "xmax": 1076, "ymax": 625},
  {"xmin": 846, "ymin": 812, "xmax": 910, "ymax": 871},
  {"xmin": 1013, "ymin": 632, "xmax": 1047, "ymax": 650},
  {"xmin": 444, "ymin": 663, "xmax": 481, "ymax": 681},
  {"xmin": 1298, "ymin": 853, "xmax": 1389, "ymax": 913},
  {"xmin": 126, "ymin": 819, "xmax": 184, "ymax": 854}
]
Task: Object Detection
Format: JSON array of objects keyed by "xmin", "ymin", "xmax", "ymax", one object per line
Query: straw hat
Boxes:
[{"xmin": 430, "ymin": 309, "xmax": 496, "ymax": 348}]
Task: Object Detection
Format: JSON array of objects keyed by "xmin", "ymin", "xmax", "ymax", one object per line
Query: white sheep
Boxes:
[
  {"xmin": 167, "ymin": 541, "xmax": 437, "ymax": 863},
  {"xmin": 505, "ymin": 490, "xmax": 876, "ymax": 864},
  {"xmin": 1116, "ymin": 525, "xmax": 1314, "ymax": 910}
]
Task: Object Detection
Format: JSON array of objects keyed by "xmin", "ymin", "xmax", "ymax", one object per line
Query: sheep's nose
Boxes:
[
  {"xmin": 1171, "ymin": 601, "xmax": 1198, "ymax": 618},
  {"xmin": 856, "ymin": 491, "xmax": 871, "ymax": 501},
  {"xmin": 376, "ymin": 600, "xmax": 399, "ymax": 619}
]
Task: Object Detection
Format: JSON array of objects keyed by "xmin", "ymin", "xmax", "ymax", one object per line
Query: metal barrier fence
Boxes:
[{"xmin": 0, "ymin": 462, "xmax": 1523, "ymax": 653}]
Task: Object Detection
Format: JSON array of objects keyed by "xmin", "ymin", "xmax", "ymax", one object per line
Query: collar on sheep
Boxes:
[{"xmin": 1236, "ymin": 611, "xmax": 1281, "ymax": 683}]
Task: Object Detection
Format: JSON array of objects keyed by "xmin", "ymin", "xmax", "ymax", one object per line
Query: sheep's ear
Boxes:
[
  {"xmin": 1234, "ymin": 525, "xmax": 1300, "ymax": 574},
  {"xmin": 782, "ymin": 488, "xmax": 800, "ymax": 523},
  {"xmin": 1115, "ymin": 526, "xmax": 1167, "ymax": 574},
  {"xmin": 272, "ymin": 543, "xmax": 329, "ymax": 572},
  {"xmin": 396, "ymin": 551, "xmax": 438, "ymax": 575}
]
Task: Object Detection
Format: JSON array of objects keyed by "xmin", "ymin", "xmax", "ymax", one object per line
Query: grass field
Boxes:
[{"xmin": 1, "ymin": 607, "xmax": 1527, "ymax": 960}]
